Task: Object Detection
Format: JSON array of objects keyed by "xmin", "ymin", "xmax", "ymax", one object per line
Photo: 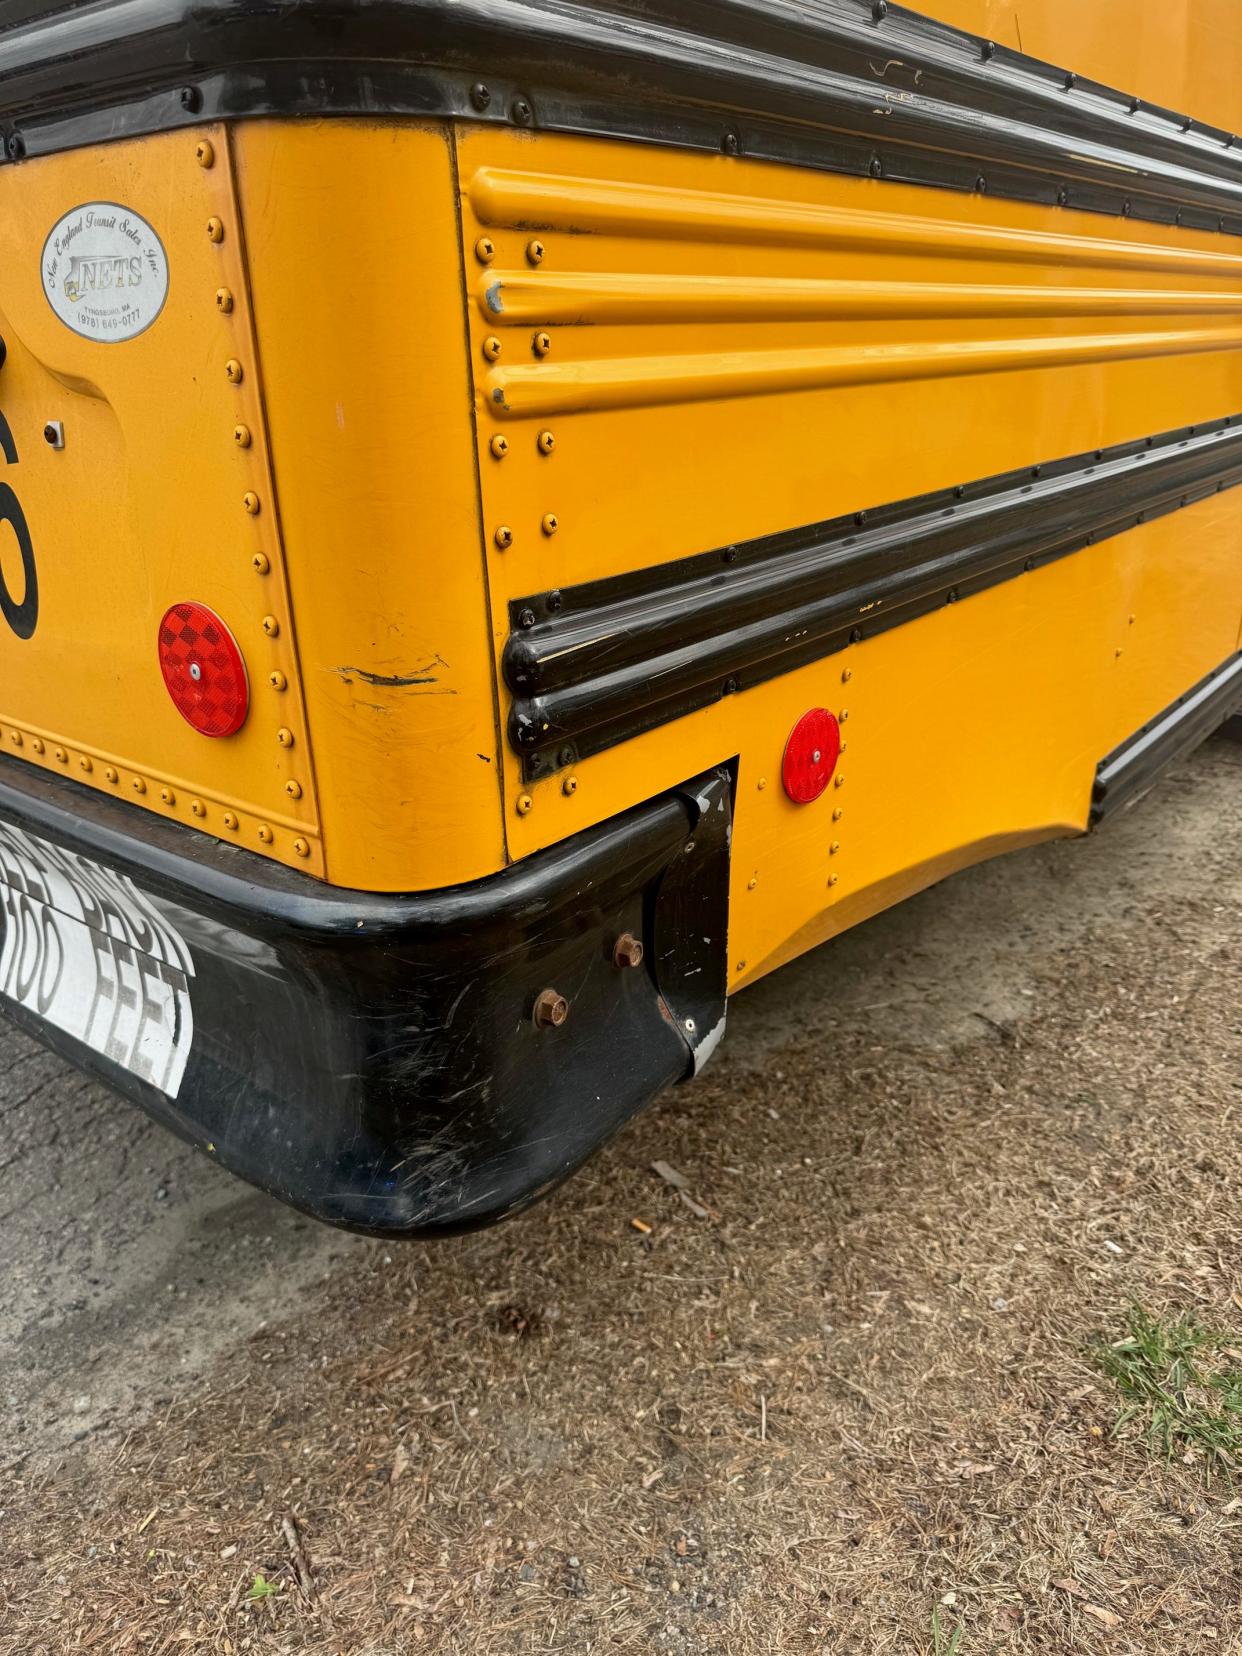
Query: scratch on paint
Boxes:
[{"xmin": 333, "ymin": 654, "xmax": 450, "ymax": 689}]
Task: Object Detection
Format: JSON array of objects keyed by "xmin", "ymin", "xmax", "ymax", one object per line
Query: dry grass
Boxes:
[{"xmin": 1, "ymin": 753, "xmax": 1240, "ymax": 1654}]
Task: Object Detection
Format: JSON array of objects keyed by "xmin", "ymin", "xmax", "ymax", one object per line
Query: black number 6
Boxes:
[{"xmin": 0, "ymin": 409, "xmax": 37, "ymax": 640}]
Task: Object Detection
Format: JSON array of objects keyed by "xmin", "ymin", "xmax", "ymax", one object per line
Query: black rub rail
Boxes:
[
  {"xmin": 3, "ymin": 1, "xmax": 1242, "ymax": 237},
  {"xmin": 505, "ymin": 415, "xmax": 1242, "ymax": 779}
]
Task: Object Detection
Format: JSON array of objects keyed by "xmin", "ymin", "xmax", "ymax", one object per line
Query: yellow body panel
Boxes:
[
  {"xmin": 0, "ymin": 129, "xmax": 324, "ymax": 875},
  {"xmin": 1, "ymin": 65, "xmax": 1240, "ymax": 994}
]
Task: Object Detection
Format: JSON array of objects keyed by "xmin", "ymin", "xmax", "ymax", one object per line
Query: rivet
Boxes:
[
  {"xmin": 842, "ymin": 668, "xmax": 853, "ymax": 682},
  {"xmin": 195, "ymin": 139, "xmax": 215, "ymax": 169},
  {"xmin": 54, "ymin": 747, "xmax": 67, "ymax": 763},
  {"xmin": 542, "ymin": 512, "xmax": 559, "ymax": 536},
  {"xmin": 269, "ymin": 669, "xmax": 287, "ymax": 690},
  {"xmin": 490, "ymin": 434, "xmax": 510, "ymax": 459},
  {"xmin": 833, "ymin": 808, "xmax": 843, "ymax": 822},
  {"xmin": 747, "ymin": 877, "xmax": 758, "ymax": 891},
  {"xmin": 537, "ymin": 430, "xmax": 556, "ymax": 455},
  {"xmin": 276, "ymin": 726, "xmax": 294, "ymax": 748},
  {"xmin": 483, "ymin": 335, "xmax": 502, "ymax": 361},
  {"xmin": 9, "ymin": 731, "xmax": 21, "ymax": 747},
  {"xmin": 243, "ymin": 491, "xmax": 260, "ymax": 514},
  {"xmin": 258, "ymin": 823, "xmax": 274, "ymax": 844},
  {"xmin": 207, "ymin": 216, "xmax": 224, "ymax": 243},
  {"xmin": 160, "ymin": 786, "xmax": 175, "ymax": 804},
  {"xmin": 32, "ymin": 738, "xmax": 45, "ymax": 755},
  {"xmin": 226, "ymin": 358, "xmax": 244, "ymax": 384},
  {"xmin": 133, "ymin": 776, "xmax": 146, "ymax": 793},
  {"xmin": 216, "ymin": 286, "xmax": 234, "ymax": 313},
  {"xmin": 563, "ymin": 774, "xmax": 578, "ymax": 796},
  {"xmin": 533, "ymin": 988, "xmax": 569, "ymax": 1029},
  {"xmin": 736, "ymin": 960, "xmax": 747, "ymax": 973},
  {"xmin": 475, "ymin": 237, "xmax": 496, "ymax": 264},
  {"xmin": 494, "ymin": 524, "xmax": 514, "ymax": 550},
  {"xmin": 834, "ymin": 774, "xmax": 845, "ymax": 789},
  {"xmin": 252, "ymin": 552, "xmax": 270, "ymax": 574},
  {"xmin": 294, "ymin": 838, "xmax": 311, "ymax": 859},
  {"xmin": 533, "ymin": 332, "xmax": 552, "ymax": 357},
  {"xmin": 104, "ymin": 764, "xmax": 117, "ymax": 782},
  {"xmin": 223, "ymin": 811, "xmax": 239, "ymax": 830},
  {"xmin": 191, "ymin": 799, "xmax": 206, "ymax": 818},
  {"xmin": 233, "ymin": 424, "xmax": 252, "ymax": 448},
  {"xmin": 526, "ymin": 240, "xmax": 545, "ymax": 265},
  {"xmin": 517, "ymin": 793, "xmax": 534, "ymax": 816},
  {"xmin": 757, "ymin": 777, "xmax": 767, "ymax": 790},
  {"xmin": 285, "ymin": 780, "xmax": 303, "ymax": 799},
  {"xmin": 839, "ymin": 709, "xmax": 850, "ymax": 722},
  {"xmin": 828, "ymin": 874, "xmax": 839, "ymax": 887},
  {"xmin": 262, "ymin": 614, "xmax": 280, "ymax": 637},
  {"xmin": 830, "ymin": 841, "xmax": 841, "ymax": 855}
]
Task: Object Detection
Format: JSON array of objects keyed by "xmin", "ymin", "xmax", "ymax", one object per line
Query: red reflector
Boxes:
[
  {"xmin": 157, "ymin": 602, "xmax": 249, "ymax": 738},
  {"xmin": 781, "ymin": 708, "xmax": 840, "ymax": 803}
]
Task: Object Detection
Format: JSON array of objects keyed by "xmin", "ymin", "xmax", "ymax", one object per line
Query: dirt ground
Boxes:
[{"xmin": 1, "ymin": 735, "xmax": 1239, "ymax": 1655}]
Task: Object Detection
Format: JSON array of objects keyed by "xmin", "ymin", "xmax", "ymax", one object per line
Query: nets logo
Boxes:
[{"xmin": 41, "ymin": 202, "xmax": 168, "ymax": 342}]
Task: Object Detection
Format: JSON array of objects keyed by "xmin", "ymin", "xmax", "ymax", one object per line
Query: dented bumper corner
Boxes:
[{"xmin": 0, "ymin": 756, "xmax": 731, "ymax": 1237}]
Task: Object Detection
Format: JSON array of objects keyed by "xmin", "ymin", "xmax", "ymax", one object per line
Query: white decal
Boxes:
[
  {"xmin": 0, "ymin": 821, "xmax": 195, "ymax": 1097},
  {"xmin": 41, "ymin": 202, "xmax": 169, "ymax": 342}
]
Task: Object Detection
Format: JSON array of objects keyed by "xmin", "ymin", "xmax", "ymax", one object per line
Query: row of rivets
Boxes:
[{"xmin": 199, "ymin": 135, "xmax": 308, "ymax": 855}]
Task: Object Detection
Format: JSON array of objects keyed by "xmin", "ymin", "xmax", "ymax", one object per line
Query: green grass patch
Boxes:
[
  {"xmin": 930, "ymin": 1606, "xmax": 964, "ymax": 1654},
  {"xmin": 1092, "ymin": 1305, "xmax": 1242, "ymax": 1475}
]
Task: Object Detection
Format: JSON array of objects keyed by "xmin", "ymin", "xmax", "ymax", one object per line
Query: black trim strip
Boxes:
[
  {"xmin": 3, "ymin": 3, "xmax": 1242, "ymax": 238},
  {"xmin": 1091, "ymin": 652, "xmax": 1242, "ymax": 823},
  {"xmin": 505, "ymin": 416, "xmax": 1242, "ymax": 778}
]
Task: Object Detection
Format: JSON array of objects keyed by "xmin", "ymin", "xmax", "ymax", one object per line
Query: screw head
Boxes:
[
  {"xmin": 483, "ymin": 336, "xmax": 503, "ymax": 361},
  {"xmin": 294, "ymin": 838, "xmax": 311, "ymax": 858},
  {"xmin": 269, "ymin": 670, "xmax": 287, "ymax": 690},
  {"xmin": 6, "ymin": 133, "xmax": 26, "ymax": 161},
  {"xmin": 533, "ymin": 332, "xmax": 552, "ymax": 357},
  {"xmin": 475, "ymin": 236, "xmax": 496, "ymax": 264},
  {"xmin": 494, "ymin": 525, "xmax": 514, "ymax": 550},
  {"xmin": 613, "ymin": 933, "xmax": 645, "ymax": 970},
  {"xmin": 537, "ymin": 430, "xmax": 556, "ymax": 455},
  {"xmin": 533, "ymin": 988, "xmax": 569, "ymax": 1029},
  {"xmin": 258, "ymin": 824, "xmax": 274, "ymax": 843},
  {"xmin": 470, "ymin": 82, "xmax": 492, "ymax": 111},
  {"xmin": 189, "ymin": 662, "xmax": 203, "ymax": 682},
  {"xmin": 285, "ymin": 779, "xmax": 303, "ymax": 799},
  {"xmin": 207, "ymin": 216, "xmax": 224, "ymax": 243},
  {"xmin": 179, "ymin": 86, "xmax": 203, "ymax": 113},
  {"xmin": 516, "ymin": 792, "xmax": 534, "ymax": 816},
  {"xmin": 512, "ymin": 98, "xmax": 534, "ymax": 126},
  {"xmin": 723, "ymin": 130, "xmax": 740, "ymax": 156},
  {"xmin": 216, "ymin": 286, "xmax": 234, "ymax": 312},
  {"xmin": 542, "ymin": 513, "xmax": 559, "ymax": 536},
  {"xmin": 518, "ymin": 607, "xmax": 537, "ymax": 628},
  {"xmin": 252, "ymin": 552, "xmax": 271, "ymax": 574},
  {"xmin": 243, "ymin": 491, "xmax": 260, "ymax": 515},
  {"xmin": 223, "ymin": 811, "xmax": 239, "ymax": 830},
  {"xmin": 233, "ymin": 423, "xmax": 252, "ymax": 448},
  {"xmin": 562, "ymin": 774, "xmax": 579, "ymax": 797},
  {"xmin": 490, "ymin": 434, "xmax": 510, "ymax": 459},
  {"xmin": 226, "ymin": 358, "xmax": 244, "ymax": 383},
  {"xmin": 526, "ymin": 240, "xmax": 545, "ymax": 265},
  {"xmin": 262, "ymin": 614, "xmax": 280, "ymax": 637},
  {"xmin": 276, "ymin": 726, "xmax": 294, "ymax": 748},
  {"xmin": 196, "ymin": 139, "xmax": 215, "ymax": 168}
]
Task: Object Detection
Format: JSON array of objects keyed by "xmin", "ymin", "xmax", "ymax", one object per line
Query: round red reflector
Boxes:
[
  {"xmin": 781, "ymin": 708, "xmax": 841, "ymax": 803},
  {"xmin": 157, "ymin": 602, "xmax": 249, "ymax": 737}
]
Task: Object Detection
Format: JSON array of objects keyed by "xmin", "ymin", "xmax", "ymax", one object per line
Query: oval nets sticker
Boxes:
[{"xmin": 41, "ymin": 202, "xmax": 169, "ymax": 342}]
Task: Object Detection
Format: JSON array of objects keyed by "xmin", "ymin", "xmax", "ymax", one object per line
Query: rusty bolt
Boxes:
[
  {"xmin": 613, "ymin": 933, "xmax": 644, "ymax": 970},
  {"xmin": 533, "ymin": 988, "xmax": 569, "ymax": 1029}
]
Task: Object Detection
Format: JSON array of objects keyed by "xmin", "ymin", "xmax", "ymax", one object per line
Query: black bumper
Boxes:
[{"xmin": 0, "ymin": 756, "xmax": 731, "ymax": 1238}]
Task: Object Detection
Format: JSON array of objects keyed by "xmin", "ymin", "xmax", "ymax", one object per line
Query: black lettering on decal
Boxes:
[{"xmin": 0, "ymin": 408, "xmax": 37, "ymax": 640}]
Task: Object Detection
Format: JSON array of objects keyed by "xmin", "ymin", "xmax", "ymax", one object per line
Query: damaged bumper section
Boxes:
[{"xmin": 0, "ymin": 757, "xmax": 731, "ymax": 1237}]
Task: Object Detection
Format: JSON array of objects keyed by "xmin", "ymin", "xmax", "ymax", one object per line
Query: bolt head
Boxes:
[
  {"xmin": 179, "ymin": 85, "xmax": 202, "ymax": 113},
  {"xmin": 613, "ymin": 933, "xmax": 645, "ymax": 970},
  {"xmin": 533, "ymin": 989, "xmax": 569, "ymax": 1029}
]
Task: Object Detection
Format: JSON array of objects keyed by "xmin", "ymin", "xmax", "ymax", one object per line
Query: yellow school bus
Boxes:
[{"xmin": 0, "ymin": 0, "xmax": 1238, "ymax": 1235}]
